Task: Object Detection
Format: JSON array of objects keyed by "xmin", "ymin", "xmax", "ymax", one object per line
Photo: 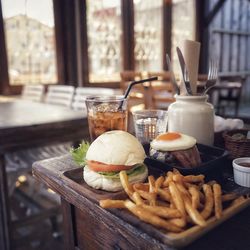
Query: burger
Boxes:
[
  {"xmin": 84, "ymin": 130, "xmax": 148, "ymax": 191},
  {"xmin": 150, "ymin": 132, "xmax": 201, "ymax": 168}
]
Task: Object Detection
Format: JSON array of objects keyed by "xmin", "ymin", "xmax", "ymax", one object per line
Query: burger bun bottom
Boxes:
[{"xmin": 83, "ymin": 166, "xmax": 148, "ymax": 192}]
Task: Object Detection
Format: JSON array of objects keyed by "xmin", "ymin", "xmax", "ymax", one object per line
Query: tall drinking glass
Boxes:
[
  {"xmin": 132, "ymin": 109, "xmax": 168, "ymax": 145},
  {"xmin": 85, "ymin": 96, "xmax": 128, "ymax": 141}
]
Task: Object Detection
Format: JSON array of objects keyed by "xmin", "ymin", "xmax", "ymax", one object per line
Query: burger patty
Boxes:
[{"xmin": 150, "ymin": 145, "xmax": 201, "ymax": 168}]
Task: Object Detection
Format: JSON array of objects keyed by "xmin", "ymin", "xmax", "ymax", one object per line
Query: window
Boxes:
[
  {"xmin": 134, "ymin": 0, "xmax": 163, "ymax": 72},
  {"xmin": 86, "ymin": 0, "xmax": 122, "ymax": 83},
  {"xmin": 1, "ymin": 0, "xmax": 57, "ymax": 85},
  {"xmin": 171, "ymin": 0, "xmax": 196, "ymax": 72}
]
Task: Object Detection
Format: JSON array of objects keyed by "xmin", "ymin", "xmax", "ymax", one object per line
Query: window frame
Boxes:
[
  {"xmin": 0, "ymin": 0, "xmax": 186, "ymax": 94},
  {"xmin": 0, "ymin": 0, "xmax": 64, "ymax": 95},
  {"xmin": 77, "ymin": 0, "xmax": 171, "ymax": 87}
]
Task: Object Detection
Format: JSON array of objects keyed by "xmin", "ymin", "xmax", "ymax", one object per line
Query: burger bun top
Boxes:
[{"xmin": 86, "ymin": 130, "xmax": 146, "ymax": 166}]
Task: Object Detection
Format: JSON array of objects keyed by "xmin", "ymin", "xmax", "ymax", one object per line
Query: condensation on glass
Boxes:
[
  {"xmin": 134, "ymin": 0, "xmax": 163, "ymax": 72},
  {"xmin": 171, "ymin": 0, "xmax": 195, "ymax": 73},
  {"xmin": 1, "ymin": 0, "xmax": 57, "ymax": 85},
  {"xmin": 87, "ymin": 0, "xmax": 122, "ymax": 83}
]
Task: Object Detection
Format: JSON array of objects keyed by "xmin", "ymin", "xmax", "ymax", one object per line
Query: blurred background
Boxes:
[
  {"xmin": 0, "ymin": 0, "xmax": 250, "ymax": 249},
  {"xmin": 0, "ymin": 0, "xmax": 249, "ymax": 117}
]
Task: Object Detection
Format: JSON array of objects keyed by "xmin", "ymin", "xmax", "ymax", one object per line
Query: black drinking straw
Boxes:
[{"xmin": 118, "ymin": 76, "xmax": 158, "ymax": 110}]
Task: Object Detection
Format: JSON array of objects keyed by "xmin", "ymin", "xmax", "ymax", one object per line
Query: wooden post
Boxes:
[
  {"xmin": 196, "ymin": 0, "xmax": 209, "ymax": 73},
  {"xmin": 75, "ymin": 0, "xmax": 89, "ymax": 86},
  {"xmin": 121, "ymin": 0, "xmax": 135, "ymax": 71},
  {"xmin": 0, "ymin": 2, "xmax": 10, "ymax": 95},
  {"xmin": 53, "ymin": 0, "xmax": 78, "ymax": 85},
  {"xmin": 61, "ymin": 199, "xmax": 76, "ymax": 250},
  {"xmin": 0, "ymin": 154, "xmax": 10, "ymax": 250},
  {"xmin": 163, "ymin": 0, "xmax": 172, "ymax": 70}
]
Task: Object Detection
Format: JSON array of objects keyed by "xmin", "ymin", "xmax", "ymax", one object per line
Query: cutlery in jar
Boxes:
[
  {"xmin": 202, "ymin": 60, "xmax": 218, "ymax": 95},
  {"xmin": 176, "ymin": 47, "xmax": 193, "ymax": 95}
]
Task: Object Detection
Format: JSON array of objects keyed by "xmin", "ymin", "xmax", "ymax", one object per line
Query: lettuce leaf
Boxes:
[
  {"xmin": 98, "ymin": 163, "xmax": 147, "ymax": 179},
  {"xmin": 70, "ymin": 141, "xmax": 90, "ymax": 167}
]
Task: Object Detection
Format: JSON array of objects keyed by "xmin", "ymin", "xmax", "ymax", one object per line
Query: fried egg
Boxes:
[{"xmin": 150, "ymin": 132, "xmax": 196, "ymax": 151}]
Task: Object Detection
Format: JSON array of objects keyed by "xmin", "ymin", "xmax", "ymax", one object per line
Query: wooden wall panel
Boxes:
[
  {"xmin": 208, "ymin": 0, "xmax": 250, "ymax": 103},
  {"xmin": 221, "ymin": 0, "xmax": 230, "ymax": 72},
  {"xmin": 209, "ymin": 0, "xmax": 222, "ymax": 68},
  {"xmin": 239, "ymin": 0, "xmax": 247, "ymax": 71}
]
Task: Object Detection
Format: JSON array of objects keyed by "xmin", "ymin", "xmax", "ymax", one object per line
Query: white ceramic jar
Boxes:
[{"xmin": 168, "ymin": 95, "xmax": 214, "ymax": 145}]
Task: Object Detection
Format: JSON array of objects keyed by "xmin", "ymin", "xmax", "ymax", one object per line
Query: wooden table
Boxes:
[
  {"xmin": 33, "ymin": 155, "xmax": 250, "ymax": 250},
  {"xmin": 0, "ymin": 100, "xmax": 88, "ymax": 250}
]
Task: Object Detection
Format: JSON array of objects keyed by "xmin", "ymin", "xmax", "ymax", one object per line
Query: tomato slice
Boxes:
[{"xmin": 87, "ymin": 160, "xmax": 132, "ymax": 172}]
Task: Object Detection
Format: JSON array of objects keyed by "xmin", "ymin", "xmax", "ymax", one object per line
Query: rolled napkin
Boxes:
[
  {"xmin": 214, "ymin": 115, "xmax": 244, "ymax": 133},
  {"xmin": 181, "ymin": 40, "xmax": 201, "ymax": 95}
]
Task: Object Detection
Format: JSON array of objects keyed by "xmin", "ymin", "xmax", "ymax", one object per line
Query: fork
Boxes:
[
  {"xmin": 184, "ymin": 66, "xmax": 193, "ymax": 95},
  {"xmin": 202, "ymin": 60, "xmax": 218, "ymax": 95}
]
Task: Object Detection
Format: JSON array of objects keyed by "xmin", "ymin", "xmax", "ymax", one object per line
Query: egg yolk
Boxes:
[{"xmin": 156, "ymin": 132, "xmax": 181, "ymax": 141}]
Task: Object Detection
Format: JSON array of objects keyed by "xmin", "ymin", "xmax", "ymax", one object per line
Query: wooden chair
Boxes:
[
  {"xmin": 45, "ymin": 85, "xmax": 75, "ymax": 107},
  {"xmin": 21, "ymin": 84, "xmax": 45, "ymax": 102},
  {"xmin": 71, "ymin": 87, "xmax": 117, "ymax": 112},
  {"xmin": 147, "ymin": 71, "xmax": 175, "ymax": 109},
  {"xmin": 120, "ymin": 71, "xmax": 146, "ymax": 110},
  {"xmin": 211, "ymin": 76, "xmax": 245, "ymax": 117}
]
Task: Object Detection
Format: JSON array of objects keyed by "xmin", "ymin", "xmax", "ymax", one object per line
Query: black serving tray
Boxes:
[{"xmin": 143, "ymin": 143, "xmax": 229, "ymax": 181}]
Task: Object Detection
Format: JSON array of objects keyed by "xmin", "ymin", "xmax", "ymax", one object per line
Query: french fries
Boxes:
[
  {"xmin": 183, "ymin": 196, "xmax": 206, "ymax": 227},
  {"xmin": 201, "ymin": 184, "xmax": 214, "ymax": 219},
  {"xmin": 100, "ymin": 199, "xmax": 126, "ymax": 209},
  {"xmin": 188, "ymin": 186, "xmax": 201, "ymax": 210},
  {"xmin": 169, "ymin": 181, "xmax": 186, "ymax": 218},
  {"xmin": 140, "ymin": 204, "xmax": 181, "ymax": 219},
  {"xmin": 119, "ymin": 171, "xmax": 133, "ymax": 197},
  {"xmin": 169, "ymin": 218, "xmax": 187, "ymax": 228},
  {"xmin": 132, "ymin": 191, "xmax": 144, "ymax": 205},
  {"xmin": 162, "ymin": 171, "xmax": 174, "ymax": 187},
  {"xmin": 183, "ymin": 174, "xmax": 205, "ymax": 183},
  {"xmin": 222, "ymin": 193, "xmax": 238, "ymax": 202},
  {"xmin": 124, "ymin": 200, "xmax": 182, "ymax": 233},
  {"xmin": 100, "ymin": 170, "xmax": 248, "ymax": 234},
  {"xmin": 155, "ymin": 176, "xmax": 165, "ymax": 191},
  {"xmin": 148, "ymin": 175, "xmax": 157, "ymax": 206},
  {"xmin": 213, "ymin": 184, "xmax": 223, "ymax": 219},
  {"xmin": 157, "ymin": 188, "xmax": 171, "ymax": 202}
]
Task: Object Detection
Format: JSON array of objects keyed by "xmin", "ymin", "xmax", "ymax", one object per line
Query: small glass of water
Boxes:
[{"xmin": 132, "ymin": 110, "xmax": 168, "ymax": 145}]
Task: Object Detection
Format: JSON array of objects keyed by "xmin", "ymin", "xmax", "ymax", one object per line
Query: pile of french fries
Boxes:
[{"xmin": 100, "ymin": 169, "xmax": 247, "ymax": 233}]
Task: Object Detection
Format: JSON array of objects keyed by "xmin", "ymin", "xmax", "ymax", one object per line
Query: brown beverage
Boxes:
[
  {"xmin": 85, "ymin": 96, "xmax": 128, "ymax": 141},
  {"xmin": 88, "ymin": 111, "xmax": 127, "ymax": 141}
]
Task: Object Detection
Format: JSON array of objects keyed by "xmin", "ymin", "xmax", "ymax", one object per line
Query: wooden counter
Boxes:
[{"xmin": 33, "ymin": 154, "xmax": 250, "ymax": 250}]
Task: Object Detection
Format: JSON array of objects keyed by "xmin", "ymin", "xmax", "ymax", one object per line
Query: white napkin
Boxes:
[
  {"xmin": 181, "ymin": 40, "xmax": 201, "ymax": 95},
  {"xmin": 214, "ymin": 115, "xmax": 244, "ymax": 133}
]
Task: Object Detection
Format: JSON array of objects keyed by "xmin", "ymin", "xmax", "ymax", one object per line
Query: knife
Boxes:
[
  {"xmin": 176, "ymin": 47, "xmax": 193, "ymax": 95},
  {"xmin": 166, "ymin": 54, "xmax": 180, "ymax": 95}
]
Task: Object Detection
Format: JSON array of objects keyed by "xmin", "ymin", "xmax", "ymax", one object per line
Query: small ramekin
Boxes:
[{"xmin": 232, "ymin": 157, "xmax": 250, "ymax": 188}]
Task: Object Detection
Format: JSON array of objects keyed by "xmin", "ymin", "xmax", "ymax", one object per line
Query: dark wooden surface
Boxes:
[
  {"xmin": 0, "ymin": 100, "xmax": 88, "ymax": 250},
  {"xmin": 0, "ymin": 100, "xmax": 88, "ymax": 152},
  {"xmin": 33, "ymin": 154, "xmax": 250, "ymax": 250}
]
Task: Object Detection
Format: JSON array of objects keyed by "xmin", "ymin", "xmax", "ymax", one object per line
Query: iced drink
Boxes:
[{"xmin": 85, "ymin": 96, "xmax": 127, "ymax": 141}]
